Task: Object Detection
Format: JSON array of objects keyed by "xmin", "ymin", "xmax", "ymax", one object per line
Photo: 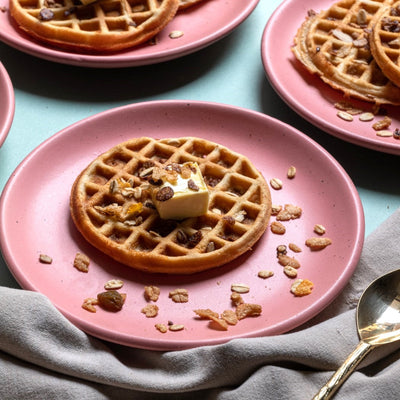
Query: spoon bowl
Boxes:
[{"xmin": 313, "ymin": 268, "xmax": 400, "ymax": 400}]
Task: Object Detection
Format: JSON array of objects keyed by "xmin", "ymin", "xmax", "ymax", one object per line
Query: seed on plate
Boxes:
[
  {"xmin": 270, "ymin": 178, "xmax": 283, "ymax": 190},
  {"xmin": 359, "ymin": 112, "xmax": 374, "ymax": 122},
  {"xmin": 231, "ymin": 283, "xmax": 250, "ymax": 293},
  {"xmin": 376, "ymin": 130, "xmax": 393, "ymax": 137},
  {"xmin": 169, "ymin": 30, "xmax": 184, "ymax": 39},
  {"xmin": 39, "ymin": 254, "xmax": 53, "ymax": 264},
  {"xmin": 287, "ymin": 166, "xmax": 296, "ymax": 179},
  {"xmin": 169, "ymin": 324, "xmax": 185, "ymax": 331},
  {"xmin": 313, "ymin": 224, "xmax": 326, "ymax": 235}
]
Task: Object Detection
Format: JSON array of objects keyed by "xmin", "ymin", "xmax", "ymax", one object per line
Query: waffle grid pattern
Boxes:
[
  {"xmin": 71, "ymin": 137, "xmax": 271, "ymax": 274},
  {"xmin": 293, "ymin": 0, "xmax": 400, "ymax": 104}
]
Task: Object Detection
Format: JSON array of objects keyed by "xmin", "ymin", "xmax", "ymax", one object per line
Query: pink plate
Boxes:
[
  {"xmin": 262, "ymin": 0, "xmax": 400, "ymax": 155},
  {"xmin": 0, "ymin": 0, "xmax": 258, "ymax": 68},
  {"xmin": 0, "ymin": 100, "xmax": 364, "ymax": 350},
  {"xmin": 0, "ymin": 62, "xmax": 14, "ymax": 147}
]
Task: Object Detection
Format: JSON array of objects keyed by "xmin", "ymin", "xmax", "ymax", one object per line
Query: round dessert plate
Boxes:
[
  {"xmin": 0, "ymin": 0, "xmax": 258, "ymax": 68},
  {"xmin": 0, "ymin": 100, "xmax": 364, "ymax": 350},
  {"xmin": 0, "ymin": 62, "xmax": 14, "ymax": 147},
  {"xmin": 262, "ymin": 0, "xmax": 400, "ymax": 155}
]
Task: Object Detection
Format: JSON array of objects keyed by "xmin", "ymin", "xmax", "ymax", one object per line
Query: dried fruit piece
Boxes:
[{"xmin": 97, "ymin": 290, "xmax": 125, "ymax": 312}]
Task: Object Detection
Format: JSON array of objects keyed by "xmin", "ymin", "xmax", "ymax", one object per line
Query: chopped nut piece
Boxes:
[
  {"xmin": 104, "ymin": 279, "xmax": 124, "ymax": 290},
  {"xmin": 236, "ymin": 303, "xmax": 262, "ymax": 320},
  {"xmin": 39, "ymin": 254, "xmax": 52, "ymax": 264},
  {"xmin": 258, "ymin": 270, "xmax": 274, "ymax": 279},
  {"xmin": 291, "ymin": 279, "xmax": 314, "ymax": 297},
  {"xmin": 169, "ymin": 324, "xmax": 185, "ymax": 331},
  {"xmin": 313, "ymin": 224, "xmax": 326, "ymax": 235},
  {"xmin": 288, "ymin": 243, "xmax": 302, "ymax": 253},
  {"xmin": 73, "ymin": 252, "xmax": 90, "ymax": 273},
  {"xmin": 141, "ymin": 304, "xmax": 159, "ymax": 318},
  {"xmin": 271, "ymin": 221, "xmax": 286, "ymax": 235},
  {"xmin": 169, "ymin": 288, "xmax": 189, "ymax": 303},
  {"xmin": 231, "ymin": 283, "xmax": 250, "ymax": 294},
  {"xmin": 144, "ymin": 285, "xmax": 161, "ymax": 302},
  {"xmin": 155, "ymin": 323, "xmax": 168, "ymax": 333},
  {"xmin": 270, "ymin": 178, "xmax": 283, "ymax": 190},
  {"xmin": 82, "ymin": 297, "xmax": 98, "ymax": 313},
  {"xmin": 305, "ymin": 237, "xmax": 332, "ymax": 250}
]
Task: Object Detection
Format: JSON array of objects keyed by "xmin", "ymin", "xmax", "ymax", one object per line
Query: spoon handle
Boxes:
[{"xmin": 312, "ymin": 340, "xmax": 373, "ymax": 400}]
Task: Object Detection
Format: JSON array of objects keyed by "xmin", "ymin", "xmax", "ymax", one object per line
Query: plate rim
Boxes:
[
  {"xmin": 261, "ymin": 0, "xmax": 400, "ymax": 156},
  {"xmin": 0, "ymin": 100, "xmax": 365, "ymax": 350},
  {"xmin": 0, "ymin": 0, "xmax": 259, "ymax": 68},
  {"xmin": 0, "ymin": 62, "xmax": 15, "ymax": 147}
]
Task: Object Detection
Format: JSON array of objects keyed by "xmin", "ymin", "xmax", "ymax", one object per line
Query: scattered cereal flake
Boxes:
[
  {"xmin": 231, "ymin": 283, "xmax": 250, "ymax": 294},
  {"xmin": 283, "ymin": 265, "xmax": 298, "ymax": 278},
  {"xmin": 144, "ymin": 285, "xmax": 161, "ymax": 302},
  {"xmin": 278, "ymin": 254, "xmax": 300, "ymax": 269},
  {"xmin": 104, "ymin": 279, "xmax": 124, "ymax": 290},
  {"xmin": 276, "ymin": 204, "xmax": 302, "ymax": 221},
  {"xmin": 305, "ymin": 237, "xmax": 332, "ymax": 250},
  {"xmin": 194, "ymin": 309, "xmax": 219, "ymax": 319},
  {"xmin": 359, "ymin": 112, "xmax": 374, "ymax": 122},
  {"xmin": 231, "ymin": 292, "xmax": 244, "ymax": 306},
  {"xmin": 82, "ymin": 297, "xmax": 98, "ymax": 313},
  {"xmin": 221, "ymin": 310, "xmax": 238, "ymax": 325},
  {"xmin": 291, "ymin": 279, "xmax": 314, "ymax": 297},
  {"xmin": 169, "ymin": 324, "xmax": 185, "ymax": 331},
  {"xmin": 376, "ymin": 130, "xmax": 393, "ymax": 137},
  {"xmin": 169, "ymin": 288, "xmax": 189, "ymax": 303},
  {"xmin": 141, "ymin": 304, "xmax": 159, "ymax": 318},
  {"xmin": 270, "ymin": 178, "xmax": 283, "ymax": 190},
  {"xmin": 372, "ymin": 116, "xmax": 391, "ymax": 131},
  {"xmin": 313, "ymin": 224, "xmax": 326, "ymax": 235},
  {"xmin": 258, "ymin": 270, "xmax": 274, "ymax": 279},
  {"xmin": 236, "ymin": 303, "xmax": 262, "ymax": 320},
  {"xmin": 74, "ymin": 252, "xmax": 90, "ymax": 272},
  {"xmin": 271, "ymin": 205, "xmax": 282, "ymax": 215},
  {"xmin": 337, "ymin": 111, "xmax": 353, "ymax": 121},
  {"xmin": 287, "ymin": 165, "xmax": 297, "ymax": 179},
  {"xmin": 39, "ymin": 254, "xmax": 52, "ymax": 264},
  {"xmin": 155, "ymin": 323, "xmax": 168, "ymax": 333},
  {"xmin": 270, "ymin": 221, "xmax": 286, "ymax": 235},
  {"xmin": 169, "ymin": 30, "xmax": 184, "ymax": 39},
  {"xmin": 288, "ymin": 243, "xmax": 302, "ymax": 253}
]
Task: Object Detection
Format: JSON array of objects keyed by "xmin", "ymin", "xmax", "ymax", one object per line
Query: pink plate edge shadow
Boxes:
[
  {"xmin": 0, "ymin": 0, "xmax": 259, "ymax": 68},
  {"xmin": 0, "ymin": 62, "xmax": 15, "ymax": 147},
  {"xmin": 261, "ymin": 0, "xmax": 400, "ymax": 156},
  {"xmin": 0, "ymin": 100, "xmax": 365, "ymax": 350}
]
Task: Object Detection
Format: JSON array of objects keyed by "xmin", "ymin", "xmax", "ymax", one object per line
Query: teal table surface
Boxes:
[{"xmin": 0, "ymin": 0, "xmax": 399, "ymax": 288}]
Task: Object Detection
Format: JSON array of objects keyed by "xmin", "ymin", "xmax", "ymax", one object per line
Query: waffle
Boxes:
[
  {"xmin": 370, "ymin": 1, "xmax": 400, "ymax": 87},
  {"xmin": 178, "ymin": 0, "xmax": 206, "ymax": 10},
  {"xmin": 9, "ymin": 0, "xmax": 180, "ymax": 52},
  {"xmin": 70, "ymin": 137, "xmax": 272, "ymax": 274},
  {"xmin": 292, "ymin": 0, "xmax": 400, "ymax": 105}
]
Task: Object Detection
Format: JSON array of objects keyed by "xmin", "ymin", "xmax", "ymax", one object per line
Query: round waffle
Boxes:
[
  {"xmin": 178, "ymin": 0, "xmax": 206, "ymax": 10},
  {"xmin": 70, "ymin": 137, "xmax": 271, "ymax": 274},
  {"xmin": 292, "ymin": 0, "xmax": 400, "ymax": 105},
  {"xmin": 370, "ymin": 1, "xmax": 400, "ymax": 87},
  {"xmin": 9, "ymin": 0, "xmax": 180, "ymax": 52}
]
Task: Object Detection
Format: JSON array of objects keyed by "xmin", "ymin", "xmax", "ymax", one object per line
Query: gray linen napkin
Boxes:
[{"xmin": 1, "ymin": 209, "xmax": 400, "ymax": 400}]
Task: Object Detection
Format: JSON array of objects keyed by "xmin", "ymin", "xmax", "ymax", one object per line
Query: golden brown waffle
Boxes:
[
  {"xmin": 9, "ymin": 0, "xmax": 180, "ymax": 52},
  {"xmin": 178, "ymin": 0, "xmax": 206, "ymax": 10},
  {"xmin": 292, "ymin": 0, "xmax": 400, "ymax": 105},
  {"xmin": 70, "ymin": 137, "xmax": 271, "ymax": 274},
  {"xmin": 370, "ymin": 1, "xmax": 400, "ymax": 87}
]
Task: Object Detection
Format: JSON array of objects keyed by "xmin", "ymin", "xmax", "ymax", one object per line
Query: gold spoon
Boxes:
[{"xmin": 313, "ymin": 268, "xmax": 400, "ymax": 400}]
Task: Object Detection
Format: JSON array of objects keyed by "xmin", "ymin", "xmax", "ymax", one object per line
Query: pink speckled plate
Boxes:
[
  {"xmin": 262, "ymin": 0, "xmax": 400, "ymax": 155},
  {"xmin": 0, "ymin": 100, "xmax": 364, "ymax": 350},
  {"xmin": 0, "ymin": 62, "xmax": 14, "ymax": 147},
  {"xmin": 0, "ymin": 0, "xmax": 258, "ymax": 68}
]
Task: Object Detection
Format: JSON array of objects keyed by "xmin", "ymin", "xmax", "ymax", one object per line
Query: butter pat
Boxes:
[{"xmin": 152, "ymin": 162, "xmax": 209, "ymax": 220}]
